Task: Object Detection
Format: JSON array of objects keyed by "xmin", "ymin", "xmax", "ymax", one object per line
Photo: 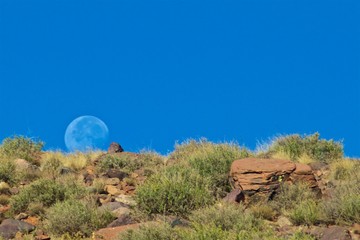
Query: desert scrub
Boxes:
[
  {"xmin": 169, "ymin": 139, "xmax": 251, "ymax": 197},
  {"xmin": 0, "ymin": 135, "xmax": 44, "ymax": 165},
  {"xmin": 322, "ymin": 181, "xmax": 360, "ymax": 224},
  {"xmin": 41, "ymin": 151, "xmax": 93, "ymax": 171},
  {"xmin": 119, "ymin": 222, "xmax": 178, "ymax": 240},
  {"xmin": 262, "ymin": 133, "xmax": 343, "ymax": 163},
  {"xmin": 136, "ymin": 165, "xmax": 213, "ymax": 216},
  {"xmin": 329, "ymin": 158, "xmax": 360, "ymax": 181},
  {"xmin": 44, "ymin": 198, "xmax": 114, "ymax": 237},
  {"xmin": 270, "ymin": 182, "xmax": 317, "ymax": 214},
  {"xmin": 0, "ymin": 158, "xmax": 16, "ymax": 184},
  {"xmin": 10, "ymin": 176, "xmax": 87, "ymax": 214},
  {"xmin": 98, "ymin": 151, "xmax": 165, "ymax": 174},
  {"xmin": 41, "ymin": 156, "xmax": 64, "ymax": 179},
  {"xmin": 182, "ymin": 203, "xmax": 277, "ymax": 240},
  {"xmin": 289, "ymin": 199, "xmax": 322, "ymax": 225}
]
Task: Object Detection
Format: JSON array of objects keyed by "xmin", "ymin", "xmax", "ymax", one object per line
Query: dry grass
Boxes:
[{"xmin": 41, "ymin": 151, "xmax": 104, "ymax": 171}]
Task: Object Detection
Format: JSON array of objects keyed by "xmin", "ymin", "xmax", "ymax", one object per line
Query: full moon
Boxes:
[{"xmin": 64, "ymin": 116, "xmax": 109, "ymax": 152}]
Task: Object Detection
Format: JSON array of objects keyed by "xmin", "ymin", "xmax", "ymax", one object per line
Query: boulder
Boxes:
[
  {"xmin": 0, "ymin": 219, "xmax": 35, "ymax": 240},
  {"xmin": 222, "ymin": 189, "xmax": 245, "ymax": 204},
  {"xmin": 106, "ymin": 215, "xmax": 134, "ymax": 228},
  {"xmin": 308, "ymin": 226, "xmax": 352, "ymax": 240},
  {"xmin": 104, "ymin": 169, "xmax": 128, "ymax": 180},
  {"xmin": 95, "ymin": 223, "xmax": 142, "ymax": 240},
  {"xmin": 230, "ymin": 158, "xmax": 319, "ymax": 201},
  {"xmin": 230, "ymin": 158, "xmax": 296, "ymax": 195},
  {"xmin": 108, "ymin": 142, "xmax": 124, "ymax": 154},
  {"xmin": 115, "ymin": 195, "xmax": 137, "ymax": 207},
  {"xmin": 100, "ymin": 201, "xmax": 128, "ymax": 212},
  {"xmin": 289, "ymin": 163, "xmax": 317, "ymax": 188},
  {"xmin": 105, "ymin": 185, "xmax": 123, "ymax": 196}
]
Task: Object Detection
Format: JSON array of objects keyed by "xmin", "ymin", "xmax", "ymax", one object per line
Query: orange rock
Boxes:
[
  {"xmin": 95, "ymin": 223, "xmax": 142, "ymax": 240},
  {"xmin": 23, "ymin": 216, "xmax": 40, "ymax": 226}
]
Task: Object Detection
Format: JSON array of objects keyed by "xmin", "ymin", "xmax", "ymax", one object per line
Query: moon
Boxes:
[{"xmin": 64, "ymin": 116, "xmax": 109, "ymax": 152}]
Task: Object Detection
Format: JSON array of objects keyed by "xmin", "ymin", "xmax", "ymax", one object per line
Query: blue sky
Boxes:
[{"xmin": 0, "ymin": 0, "xmax": 359, "ymax": 156}]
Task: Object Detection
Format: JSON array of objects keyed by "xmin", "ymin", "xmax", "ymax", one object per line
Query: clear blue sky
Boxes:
[{"xmin": 0, "ymin": 0, "xmax": 359, "ymax": 156}]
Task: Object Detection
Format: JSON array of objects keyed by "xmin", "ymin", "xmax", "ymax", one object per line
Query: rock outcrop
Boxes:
[
  {"xmin": 229, "ymin": 158, "xmax": 319, "ymax": 201},
  {"xmin": 108, "ymin": 142, "xmax": 124, "ymax": 154}
]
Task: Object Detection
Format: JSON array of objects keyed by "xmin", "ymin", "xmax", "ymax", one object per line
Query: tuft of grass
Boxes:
[
  {"xmin": 0, "ymin": 135, "xmax": 44, "ymax": 165},
  {"xmin": 44, "ymin": 198, "xmax": 114, "ymax": 237},
  {"xmin": 119, "ymin": 222, "xmax": 177, "ymax": 240},
  {"xmin": 97, "ymin": 151, "xmax": 165, "ymax": 174},
  {"xmin": 329, "ymin": 158, "xmax": 359, "ymax": 181},
  {"xmin": 289, "ymin": 199, "xmax": 322, "ymax": 225},
  {"xmin": 258, "ymin": 133, "xmax": 343, "ymax": 163},
  {"xmin": 169, "ymin": 139, "xmax": 251, "ymax": 197},
  {"xmin": 270, "ymin": 182, "xmax": 317, "ymax": 213},
  {"xmin": 135, "ymin": 165, "xmax": 213, "ymax": 216},
  {"xmin": 41, "ymin": 151, "xmax": 93, "ymax": 172},
  {"xmin": 250, "ymin": 203, "xmax": 277, "ymax": 221}
]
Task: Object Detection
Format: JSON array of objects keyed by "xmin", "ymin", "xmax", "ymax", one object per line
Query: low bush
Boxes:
[
  {"xmin": 10, "ymin": 176, "xmax": 87, "ymax": 214},
  {"xmin": 0, "ymin": 135, "xmax": 44, "ymax": 165},
  {"xmin": 135, "ymin": 165, "xmax": 213, "ymax": 216},
  {"xmin": 289, "ymin": 199, "xmax": 322, "ymax": 225},
  {"xmin": 271, "ymin": 182, "xmax": 317, "ymax": 212},
  {"xmin": 44, "ymin": 198, "xmax": 114, "ymax": 237},
  {"xmin": 119, "ymin": 222, "xmax": 177, "ymax": 240},
  {"xmin": 323, "ymin": 182, "xmax": 360, "ymax": 225},
  {"xmin": 263, "ymin": 133, "xmax": 343, "ymax": 163},
  {"xmin": 0, "ymin": 158, "xmax": 16, "ymax": 184},
  {"xmin": 329, "ymin": 159, "xmax": 360, "ymax": 181},
  {"xmin": 169, "ymin": 139, "xmax": 251, "ymax": 197}
]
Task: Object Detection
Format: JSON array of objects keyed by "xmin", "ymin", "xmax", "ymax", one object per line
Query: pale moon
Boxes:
[{"xmin": 64, "ymin": 116, "xmax": 109, "ymax": 152}]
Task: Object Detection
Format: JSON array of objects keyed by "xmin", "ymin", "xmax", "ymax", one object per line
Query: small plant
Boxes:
[
  {"xmin": 289, "ymin": 199, "xmax": 321, "ymax": 225},
  {"xmin": 41, "ymin": 156, "xmax": 63, "ymax": 179},
  {"xmin": 329, "ymin": 158, "xmax": 359, "ymax": 181},
  {"xmin": 0, "ymin": 135, "xmax": 44, "ymax": 165},
  {"xmin": 0, "ymin": 195, "xmax": 10, "ymax": 205},
  {"xmin": 250, "ymin": 203, "xmax": 277, "ymax": 221},
  {"xmin": 136, "ymin": 165, "xmax": 213, "ymax": 216},
  {"xmin": 288, "ymin": 231, "xmax": 316, "ymax": 240},
  {"xmin": 44, "ymin": 198, "xmax": 114, "ymax": 237}
]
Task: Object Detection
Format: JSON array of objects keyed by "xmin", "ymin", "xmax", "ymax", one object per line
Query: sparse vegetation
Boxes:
[
  {"xmin": 258, "ymin": 133, "xmax": 343, "ymax": 163},
  {"xmin": 135, "ymin": 165, "xmax": 213, "ymax": 216},
  {"xmin": 169, "ymin": 139, "xmax": 251, "ymax": 197},
  {"xmin": 44, "ymin": 198, "xmax": 114, "ymax": 237},
  {"xmin": 0, "ymin": 135, "xmax": 44, "ymax": 165},
  {"xmin": 0, "ymin": 134, "xmax": 357, "ymax": 239}
]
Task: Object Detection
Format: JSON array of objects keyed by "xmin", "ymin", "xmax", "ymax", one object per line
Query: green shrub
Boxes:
[
  {"xmin": 289, "ymin": 199, "xmax": 322, "ymax": 225},
  {"xmin": 0, "ymin": 158, "xmax": 16, "ymax": 184},
  {"xmin": 41, "ymin": 157, "xmax": 64, "ymax": 179},
  {"xmin": 270, "ymin": 183, "xmax": 317, "ymax": 212},
  {"xmin": 186, "ymin": 203, "xmax": 276, "ymax": 240},
  {"xmin": 267, "ymin": 133, "xmax": 343, "ymax": 163},
  {"xmin": 323, "ymin": 183, "xmax": 360, "ymax": 225},
  {"xmin": 330, "ymin": 159, "xmax": 360, "ymax": 181},
  {"xmin": 0, "ymin": 135, "xmax": 44, "ymax": 165},
  {"xmin": 10, "ymin": 176, "xmax": 87, "ymax": 214},
  {"xmin": 250, "ymin": 203, "xmax": 277, "ymax": 221},
  {"xmin": 119, "ymin": 222, "xmax": 178, "ymax": 240},
  {"xmin": 169, "ymin": 139, "xmax": 251, "ymax": 197},
  {"xmin": 135, "ymin": 165, "xmax": 213, "ymax": 216},
  {"xmin": 44, "ymin": 198, "xmax": 114, "ymax": 237}
]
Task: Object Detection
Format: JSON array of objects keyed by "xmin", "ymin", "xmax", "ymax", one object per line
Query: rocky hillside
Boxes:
[{"xmin": 0, "ymin": 134, "xmax": 359, "ymax": 240}]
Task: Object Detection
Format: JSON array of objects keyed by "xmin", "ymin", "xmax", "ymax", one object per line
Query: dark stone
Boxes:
[
  {"xmin": 320, "ymin": 226, "xmax": 352, "ymax": 240},
  {"xmin": 108, "ymin": 142, "xmax": 124, "ymax": 154},
  {"xmin": 106, "ymin": 215, "xmax": 133, "ymax": 228},
  {"xmin": 99, "ymin": 201, "xmax": 128, "ymax": 211},
  {"xmin": 0, "ymin": 219, "xmax": 35, "ymax": 240},
  {"xmin": 105, "ymin": 169, "xmax": 128, "ymax": 180},
  {"xmin": 223, "ymin": 189, "xmax": 245, "ymax": 203},
  {"xmin": 60, "ymin": 167, "xmax": 74, "ymax": 175}
]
